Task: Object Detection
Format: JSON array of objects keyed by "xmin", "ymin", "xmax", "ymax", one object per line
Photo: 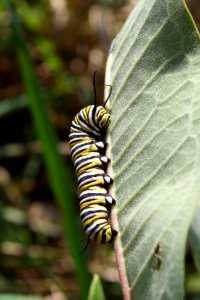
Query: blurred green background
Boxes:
[{"xmin": 0, "ymin": 0, "xmax": 199, "ymax": 299}]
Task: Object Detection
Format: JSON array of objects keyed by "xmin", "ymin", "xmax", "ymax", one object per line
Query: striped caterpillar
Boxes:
[{"xmin": 69, "ymin": 72, "xmax": 117, "ymax": 250}]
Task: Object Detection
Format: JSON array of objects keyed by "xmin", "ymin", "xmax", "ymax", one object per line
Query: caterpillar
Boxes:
[{"xmin": 69, "ymin": 72, "xmax": 117, "ymax": 250}]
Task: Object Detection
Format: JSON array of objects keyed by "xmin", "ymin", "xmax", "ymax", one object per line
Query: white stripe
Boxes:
[
  {"xmin": 79, "ymin": 188, "xmax": 107, "ymax": 198},
  {"xmin": 69, "ymin": 132, "xmax": 88, "ymax": 139},
  {"xmin": 75, "ymin": 155, "xmax": 99, "ymax": 166},
  {"xmin": 71, "ymin": 143, "xmax": 91, "ymax": 158},
  {"xmin": 79, "ymin": 175, "xmax": 104, "ymax": 187},
  {"xmin": 85, "ymin": 219, "xmax": 107, "ymax": 235},
  {"xmin": 88, "ymin": 106, "xmax": 99, "ymax": 131},
  {"xmin": 75, "ymin": 157, "xmax": 101, "ymax": 170},
  {"xmin": 78, "ymin": 169, "xmax": 104, "ymax": 180},
  {"xmin": 78, "ymin": 110, "xmax": 100, "ymax": 135},
  {"xmin": 80, "ymin": 206, "xmax": 94, "ymax": 216},
  {"xmin": 81, "ymin": 209, "xmax": 107, "ymax": 222},
  {"xmin": 80, "ymin": 195, "xmax": 106, "ymax": 202}
]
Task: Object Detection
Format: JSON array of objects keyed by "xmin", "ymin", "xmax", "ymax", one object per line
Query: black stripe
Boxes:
[
  {"xmin": 91, "ymin": 106, "xmax": 98, "ymax": 130},
  {"xmin": 93, "ymin": 224, "xmax": 108, "ymax": 243},
  {"xmin": 80, "ymin": 208, "xmax": 107, "ymax": 221},
  {"xmin": 78, "ymin": 173, "xmax": 112, "ymax": 187},
  {"xmin": 85, "ymin": 220, "xmax": 107, "ymax": 235},
  {"xmin": 74, "ymin": 154, "xmax": 100, "ymax": 169},
  {"xmin": 104, "ymin": 116, "xmax": 110, "ymax": 128},
  {"xmin": 70, "ymin": 122, "xmax": 89, "ymax": 134},
  {"xmin": 108, "ymin": 228, "xmax": 118, "ymax": 243},
  {"xmin": 101, "ymin": 228, "xmax": 108, "ymax": 244},
  {"xmin": 78, "ymin": 172, "xmax": 104, "ymax": 184},
  {"xmin": 93, "ymin": 108, "xmax": 107, "ymax": 133},
  {"xmin": 69, "ymin": 133, "xmax": 88, "ymax": 140},
  {"xmin": 94, "ymin": 230, "xmax": 100, "ymax": 242},
  {"xmin": 70, "ymin": 141, "xmax": 93, "ymax": 157},
  {"xmin": 80, "ymin": 191, "xmax": 107, "ymax": 200},
  {"xmin": 78, "ymin": 112, "xmax": 100, "ymax": 136}
]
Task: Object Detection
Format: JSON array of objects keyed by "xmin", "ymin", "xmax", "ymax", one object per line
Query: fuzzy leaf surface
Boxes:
[{"xmin": 106, "ymin": 0, "xmax": 200, "ymax": 299}]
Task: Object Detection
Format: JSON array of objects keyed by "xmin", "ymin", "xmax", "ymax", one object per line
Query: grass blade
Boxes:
[{"xmin": 6, "ymin": 0, "xmax": 91, "ymax": 298}]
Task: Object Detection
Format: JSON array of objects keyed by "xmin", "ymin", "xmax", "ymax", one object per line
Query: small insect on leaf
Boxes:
[{"xmin": 153, "ymin": 243, "xmax": 162, "ymax": 271}]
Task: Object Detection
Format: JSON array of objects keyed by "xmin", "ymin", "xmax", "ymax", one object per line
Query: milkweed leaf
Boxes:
[{"xmin": 106, "ymin": 0, "xmax": 200, "ymax": 299}]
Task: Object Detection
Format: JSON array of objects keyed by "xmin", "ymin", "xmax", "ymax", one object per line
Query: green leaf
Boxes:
[
  {"xmin": 0, "ymin": 296, "xmax": 42, "ymax": 300},
  {"xmin": 189, "ymin": 200, "xmax": 200, "ymax": 273},
  {"xmin": 106, "ymin": 0, "xmax": 200, "ymax": 299},
  {"xmin": 87, "ymin": 275, "xmax": 106, "ymax": 300},
  {"xmin": 6, "ymin": 1, "xmax": 91, "ymax": 299},
  {"xmin": 185, "ymin": 274, "xmax": 200, "ymax": 295},
  {"xmin": 0, "ymin": 94, "xmax": 28, "ymax": 117}
]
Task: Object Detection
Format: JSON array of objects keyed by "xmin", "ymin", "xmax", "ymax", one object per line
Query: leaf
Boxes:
[
  {"xmin": 105, "ymin": 0, "xmax": 200, "ymax": 299},
  {"xmin": 0, "ymin": 95, "xmax": 28, "ymax": 117},
  {"xmin": 87, "ymin": 275, "xmax": 106, "ymax": 300},
  {"xmin": 185, "ymin": 274, "xmax": 200, "ymax": 295},
  {"xmin": 6, "ymin": 1, "xmax": 91, "ymax": 299},
  {"xmin": 0, "ymin": 296, "xmax": 42, "ymax": 300},
  {"xmin": 189, "ymin": 200, "xmax": 200, "ymax": 273}
]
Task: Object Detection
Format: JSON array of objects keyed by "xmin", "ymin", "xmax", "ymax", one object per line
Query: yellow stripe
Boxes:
[
  {"xmin": 82, "ymin": 214, "xmax": 107, "ymax": 228},
  {"xmin": 77, "ymin": 161, "xmax": 102, "ymax": 176},
  {"xmin": 80, "ymin": 178, "xmax": 105, "ymax": 191},
  {"xmin": 80, "ymin": 198, "xmax": 106, "ymax": 209}
]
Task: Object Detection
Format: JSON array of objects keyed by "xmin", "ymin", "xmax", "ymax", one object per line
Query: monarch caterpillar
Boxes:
[{"xmin": 69, "ymin": 72, "xmax": 117, "ymax": 250}]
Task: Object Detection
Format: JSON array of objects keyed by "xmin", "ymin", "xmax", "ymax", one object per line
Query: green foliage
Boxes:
[
  {"xmin": 87, "ymin": 275, "xmax": 106, "ymax": 300},
  {"xmin": 0, "ymin": 95, "xmax": 28, "ymax": 117},
  {"xmin": 0, "ymin": 296, "xmax": 42, "ymax": 300},
  {"xmin": 186, "ymin": 274, "xmax": 200, "ymax": 295},
  {"xmin": 189, "ymin": 202, "xmax": 200, "ymax": 273},
  {"xmin": 106, "ymin": 0, "xmax": 200, "ymax": 299},
  {"xmin": 1, "ymin": 0, "xmax": 200, "ymax": 298},
  {"xmin": 6, "ymin": 0, "xmax": 91, "ymax": 299}
]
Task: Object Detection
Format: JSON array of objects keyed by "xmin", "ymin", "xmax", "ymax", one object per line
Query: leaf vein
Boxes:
[
  {"xmin": 118, "ymin": 135, "xmax": 192, "ymax": 213},
  {"xmin": 111, "ymin": 51, "xmax": 183, "ymax": 130},
  {"xmin": 114, "ymin": 111, "xmax": 190, "ymax": 178}
]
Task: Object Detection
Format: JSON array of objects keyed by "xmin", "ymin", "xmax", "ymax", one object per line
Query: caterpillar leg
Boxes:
[
  {"xmin": 105, "ymin": 195, "xmax": 116, "ymax": 206},
  {"xmin": 95, "ymin": 141, "xmax": 106, "ymax": 149}
]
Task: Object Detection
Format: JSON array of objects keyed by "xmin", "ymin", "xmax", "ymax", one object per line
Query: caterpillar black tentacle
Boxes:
[
  {"xmin": 69, "ymin": 73, "xmax": 117, "ymax": 247},
  {"xmin": 104, "ymin": 84, "xmax": 112, "ymax": 107}
]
